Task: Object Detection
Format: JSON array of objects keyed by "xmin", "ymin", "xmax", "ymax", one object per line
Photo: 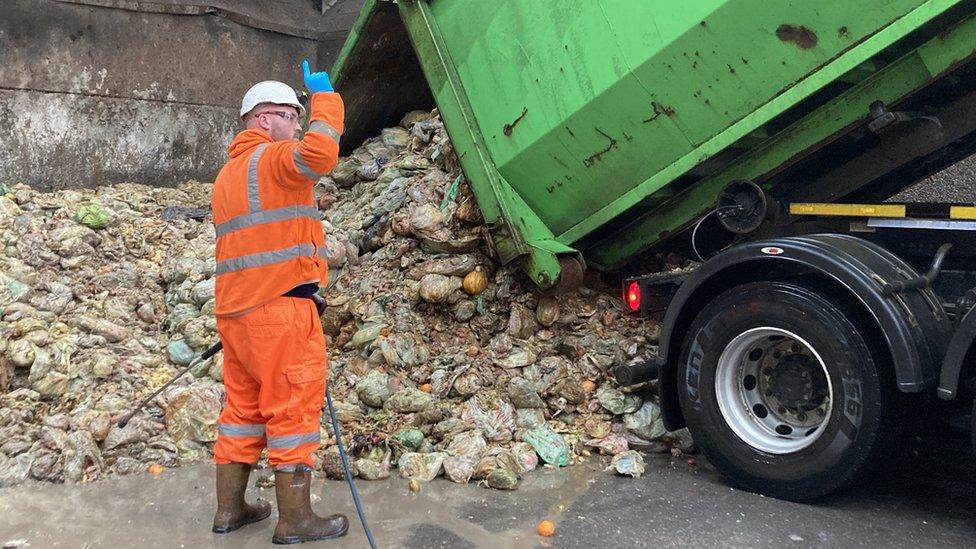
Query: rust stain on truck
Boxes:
[
  {"xmin": 776, "ymin": 24, "xmax": 819, "ymax": 49},
  {"xmin": 643, "ymin": 101, "xmax": 677, "ymax": 123}
]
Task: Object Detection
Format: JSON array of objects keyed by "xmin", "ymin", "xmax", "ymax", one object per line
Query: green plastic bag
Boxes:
[
  {"xmin": 167, "ymin": 339, "xmax": 194, "ymax": 366},
  {"xmin": 523, "ymin": 425, "xmax": 570, "ymax": 467},
  {"xmin": 438, "ymin": 176, "xmax": 462, "ymax": 211},
  {"xmin": 393, "ymin": 428, "xmax": 425, "ymax": 450},
  {"xmin": 74, "ymin": 205, "xmax": 110, "ymax": 229},
  {"xmin": 0, "ymin": 273, "xmax": 31, "ymax": 306}
]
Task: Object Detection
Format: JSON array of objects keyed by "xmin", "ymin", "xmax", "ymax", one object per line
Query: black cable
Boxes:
[
  {"xmin": 117, "ymin": 341, "xmax": 224, "ymax": 429},
  {"xmin": 326, "ymin": 386, "xmax": 378, "ymax": 549},
  {"xmin": 690, "ymin": 206, "xmax": 742, "ymax": 262}
]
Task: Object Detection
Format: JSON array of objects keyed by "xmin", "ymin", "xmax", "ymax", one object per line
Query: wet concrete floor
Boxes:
[
  {"xmin": 0, "ymin": 457, "xmax": 594, "ymax": 549},
  {"xmin": 1, "ymin": 430, "xmax": 973, "ymax": 548}
]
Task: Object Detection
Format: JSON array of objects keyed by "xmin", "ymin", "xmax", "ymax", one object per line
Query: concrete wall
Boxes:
[{"xmin": 0, "ymin": 0, "xmax": 363, "ymax": 190}]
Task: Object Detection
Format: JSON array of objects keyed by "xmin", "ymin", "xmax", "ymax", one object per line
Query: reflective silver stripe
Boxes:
[
  {"xmin": 218, "ymin": 424, "xmax": 266, "ymax": 437},
  {"xmin": 215, "ymin": 205, "xmax": 320, "ymax": 237},
  {"xmin": 292, "ymin": 147, "xmax": 322, "ymax": 181},
  {"xmin": 216, "ymin": 243, "xmax": 316, "ymax": 275},
  {"xmin": 308, "ymin": 120, "xmax": 341, "ymax": 143},
  {"xmin": 247, "ymin": 144, "xmax": 267, "ymax": 213},
  {"xmin": 267, "ymin": 431, "xmax": 320, "ymax": 450}
]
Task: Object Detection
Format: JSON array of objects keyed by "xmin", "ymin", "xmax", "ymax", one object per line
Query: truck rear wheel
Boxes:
[{"xmin": 678, "ymin": 281, "xmax": 902, "ymax": 501}]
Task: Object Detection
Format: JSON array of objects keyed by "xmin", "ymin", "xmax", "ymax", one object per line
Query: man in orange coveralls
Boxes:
[{"xmin": 209, "ymin": 60, "xmax": 347, "ymax": 544}]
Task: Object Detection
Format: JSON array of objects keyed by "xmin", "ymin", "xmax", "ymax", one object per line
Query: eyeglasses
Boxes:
[{"xmin": 256, "ymin": 110, "xmax": 301, "ymax": 123}]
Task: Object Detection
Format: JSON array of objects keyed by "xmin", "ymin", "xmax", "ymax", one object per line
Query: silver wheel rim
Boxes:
[{"xmin": 715, "ymin": 327, "xmax": 833, "ymax": 454}]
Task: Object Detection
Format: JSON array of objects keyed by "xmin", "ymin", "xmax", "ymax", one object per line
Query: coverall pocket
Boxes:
[
  {"xmin": 284, "ymin": 358, "xmax": 326, "ymax": 416},
  {"xmin": 248, "ymin": 300, "xmax": 292, "ymax": 327},
  {"xmin": 285, "ymin": 363, "xmax": 324, "ymax": 385}
]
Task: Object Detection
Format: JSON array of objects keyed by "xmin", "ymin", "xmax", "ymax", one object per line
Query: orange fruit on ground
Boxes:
[
  {"xmin": 537, "ymin": 520, "xmax": 555, "ymax": 537},
  {"xmin": 420, "ymin": 383, "xmax": 432, "ymax": 393}
]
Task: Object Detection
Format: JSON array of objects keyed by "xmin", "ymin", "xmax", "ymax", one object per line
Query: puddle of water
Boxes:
[{"xmin": 0, "ymin": 460, "xmax": 605, "ymax": 549}]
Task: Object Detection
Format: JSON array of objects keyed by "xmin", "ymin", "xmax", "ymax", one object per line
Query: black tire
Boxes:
[
  {"xmin": 677, "ymin": 281, "xmax": 904, "ymax": 501},
  {"xmin": 971, "ymin": 397, "xmax": 976, "ymax": 454}
]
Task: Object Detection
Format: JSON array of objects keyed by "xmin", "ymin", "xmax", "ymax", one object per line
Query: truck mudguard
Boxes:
[
  {"xmin": 656, "ymin": 234, "xmax": 951, "ymax": 429},
  {"xmin": 938, "ymin": 306, "xmax": 976, "ymax": 400}
]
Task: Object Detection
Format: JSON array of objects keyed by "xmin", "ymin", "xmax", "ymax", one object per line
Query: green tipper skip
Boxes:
[{"xmin": 333, "ymin": 0, "xmax": 976, "ymax": 288}]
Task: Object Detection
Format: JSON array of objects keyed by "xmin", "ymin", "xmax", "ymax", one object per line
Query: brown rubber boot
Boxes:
[
  {"xmin": 272, "ymin": 466, "xmax": 349, "ymax": 544},
  {"xmin": 212, "ymin": 462, "xmax": 272, "ymax": 534}
]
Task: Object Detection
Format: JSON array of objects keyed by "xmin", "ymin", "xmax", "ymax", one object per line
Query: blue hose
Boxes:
[{"xmin": 326, "ymin": 386, "xmax": 378, "ymax": 549}]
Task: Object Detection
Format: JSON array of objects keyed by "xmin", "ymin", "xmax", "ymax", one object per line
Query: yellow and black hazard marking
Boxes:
[
  {"xmin": 789, "ymin": 203, "xmax": 906, "ymax": 218},
  {"xmin": 791, "ymin": 202, "xmax": 976, "ymax": 220}
]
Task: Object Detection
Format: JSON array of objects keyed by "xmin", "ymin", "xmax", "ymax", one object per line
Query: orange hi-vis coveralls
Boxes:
[{"xmin": 211, "ymin": 92, "xmax": 344, "ymax": 469}]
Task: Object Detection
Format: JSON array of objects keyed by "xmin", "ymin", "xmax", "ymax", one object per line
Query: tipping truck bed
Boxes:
[{"xmin": 332, "ymin": 0, "xmax": 976, "ymax": 288}]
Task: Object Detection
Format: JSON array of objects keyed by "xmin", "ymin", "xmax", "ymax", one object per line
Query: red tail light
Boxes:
[{"xmin": 625, "ymin": 281, "xmax": 641, "ymax": 312}]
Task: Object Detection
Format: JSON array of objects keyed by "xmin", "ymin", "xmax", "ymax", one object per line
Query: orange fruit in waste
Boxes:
[
  {"xmin": 147, "ymin": 464, "xmax": 165, "ymax": 475},
  {"xmin": 537, "ymin": 520, "xmax": 555, "ymax": 537},
  {"xmin": 420, "ymin": 383, "xmax": 432, "ymax": 393},
  {"xmin": 581, "ymin": 380, "xmax": 597, "ymax": 393}
]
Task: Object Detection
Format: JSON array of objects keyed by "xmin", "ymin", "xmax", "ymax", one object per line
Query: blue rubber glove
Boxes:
[{"xmin": 302, "ymin": 59, "xmax": 333, "ymax": 93}]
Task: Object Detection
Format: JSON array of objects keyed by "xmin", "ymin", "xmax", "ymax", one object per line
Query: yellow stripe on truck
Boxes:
[
  {"xmin": 950, "ymin": 206, "xmax": 976, "ymax": 220},
  {"xmin": 789, "ymin": 203, "xmax": 906, "ymax": 218}
]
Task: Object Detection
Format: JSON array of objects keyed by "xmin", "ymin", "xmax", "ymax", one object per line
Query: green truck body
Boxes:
[{"xmin": 333, "ymin": 0, "xmax": 976, "ymax": 288}]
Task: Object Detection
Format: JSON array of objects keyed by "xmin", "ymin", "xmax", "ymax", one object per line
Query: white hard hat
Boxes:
[{"xmin": 240, "ymin": 80, "xmax": 305, "ymax": 119}]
